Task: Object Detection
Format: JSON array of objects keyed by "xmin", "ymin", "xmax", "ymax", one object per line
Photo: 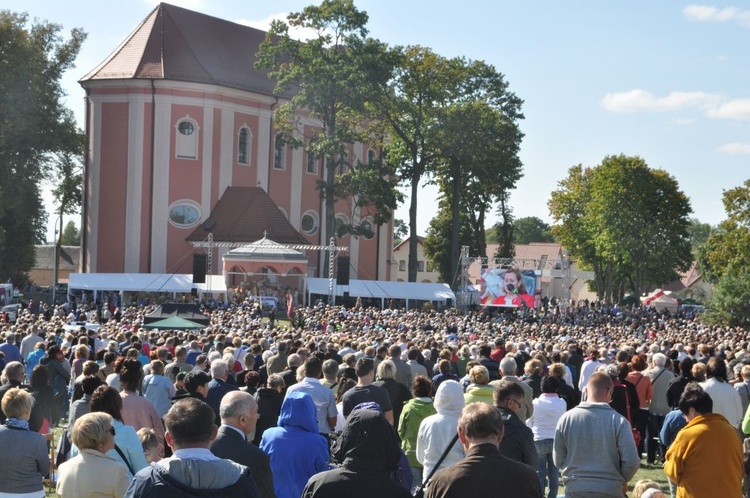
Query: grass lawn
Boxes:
[{"xmin": 549, "ymin": 457, "xmax": 670, "ymax": 497}]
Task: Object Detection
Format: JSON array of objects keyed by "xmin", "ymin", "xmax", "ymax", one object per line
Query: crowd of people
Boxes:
[{"xmin": 0, "ymin": 297, "xmax": 748, "ymax": 497}]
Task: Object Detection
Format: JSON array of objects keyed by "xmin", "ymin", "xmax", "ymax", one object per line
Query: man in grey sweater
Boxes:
[{"xmin": 554, "ymin": 372, "xmax": 640, "ymax": 497}]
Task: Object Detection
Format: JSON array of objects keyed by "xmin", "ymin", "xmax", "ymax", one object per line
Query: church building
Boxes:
[{"xmin": 78, "ymin": 3, "xmax": 393, "ymax": 283}]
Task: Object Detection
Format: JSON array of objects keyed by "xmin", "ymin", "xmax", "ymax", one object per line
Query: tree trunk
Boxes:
[
  {"xmin": 407, "ymin": 167, "xmax": 421, "ymax": 283},
  {"xmin": 449, "ymin": 163, "xmax": 461, "ymax": 289}
]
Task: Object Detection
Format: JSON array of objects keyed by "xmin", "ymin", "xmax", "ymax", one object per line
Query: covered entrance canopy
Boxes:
[{"xmin": 306, "ymin": 278, "xmax": 455, "ymax": 309}]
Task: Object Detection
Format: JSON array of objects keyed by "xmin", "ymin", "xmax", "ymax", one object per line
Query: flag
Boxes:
[{"xmin": 286, "ymin": 292, "xmax": 294, "ymax": 318}]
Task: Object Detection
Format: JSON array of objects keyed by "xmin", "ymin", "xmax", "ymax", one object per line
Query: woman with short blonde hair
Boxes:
[
  {"xmin": 58, "ymin": 412, "xmax": 130, "ymax": 498},
  {"xmin": 464, "ymin": 366, "xmax": 494, "ymax": 405},
  {"xmin": 0, "ymin": 388, "xmax": 48, "ymax": 498}
]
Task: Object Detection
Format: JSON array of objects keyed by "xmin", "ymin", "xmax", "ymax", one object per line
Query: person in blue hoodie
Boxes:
[{"xmin": 260, "ymin": 391, "xmax": 329, "ymax": 498}]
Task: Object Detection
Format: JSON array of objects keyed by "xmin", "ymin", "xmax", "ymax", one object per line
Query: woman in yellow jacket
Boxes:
[{"xmin": 664, "ymin": 383, "xmax": 742, "ymax": 498}]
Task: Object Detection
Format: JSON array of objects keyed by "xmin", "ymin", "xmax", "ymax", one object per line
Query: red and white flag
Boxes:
[{"xmin": 286, "ymin": 292, "xmax": 294, "ymax": 317}]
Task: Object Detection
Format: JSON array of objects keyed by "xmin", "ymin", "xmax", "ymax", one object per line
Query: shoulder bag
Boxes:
[{"xmin": 412, "ymin": 433, "xmax": 460, "ymax": 498}]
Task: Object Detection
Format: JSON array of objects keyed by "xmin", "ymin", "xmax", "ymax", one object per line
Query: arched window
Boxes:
[
  {"xmin": 306, "ymin": 150, "xmax": 319, "ymax": 174},
  {"xmin": 238, "ymin": 126, "xmax": 252, "ymax": 165},
  {"xmin": 175, "ymin": 117, "xmax": 199, "ymax": 159},
  {"xmin": 273, "ymin": 133, "xmax": 286, "ymax": 170},
  {"xmin": 367, "ymin": 148, "xmax": 376, "ymax": 165},
  {"xmin": 337, "ymin": 144, "xmax": 348, "ymax": 175}
]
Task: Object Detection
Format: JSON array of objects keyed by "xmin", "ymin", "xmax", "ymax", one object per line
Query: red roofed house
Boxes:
[{"xmin": 78, "ymin": 3, "xmax": 392, "ymax": 284}]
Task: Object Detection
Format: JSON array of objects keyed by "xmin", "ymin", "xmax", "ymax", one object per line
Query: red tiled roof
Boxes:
[
  {"xmin": 186, "ymin": 187, "xmax": 307, "ymax": 245},
  {"xmin": 80, "ymin": 3, "xmax": 278, "ymax": 96},
  {"xmin": 680, "ymin": 260, "xmax": 702, "ymax": 288}
]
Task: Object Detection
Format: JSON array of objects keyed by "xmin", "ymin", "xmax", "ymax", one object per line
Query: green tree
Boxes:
[
  {"xmin": 687, "ymin": 218, "xmax": 712, "ymax": 255},
  {"xmin": 368, "ymin": 46, "xmax": 463, "ymax": 282},
  {"xmin": 549, "ymin": 155, "xmax": 692, "ymax": 301},
  {"xmin": 702, "ymin": 268, "xmax": 750, "ymax": 327},
  {"xmin": 392, "ymin": 218, "xmax": 407, "ymax": 246},
  {"xmin": 512, "ymin": 216, "xmax": 555, "ymax": 245},
  {"xmin": 256, "ymin": 0, "xmax": 399, "ymax": 276},
  {"xmin": 423, "ymin": 198, "xmax": 475, "ymax": 285},
  {"xmin": 493, "ymin": 191, "xmax": 514, "ymax": 258},
  {"xmin": 0, "ymin": 11, "xmax": 85, "ymax": 285},
  {"xmin": 60, "ymin": 221, "xmax": 80, "ymax": 246},
  {"xmin": 699, "ymin": 180, "xmax": 750, "ymax": 284},
  {"xmin": 433, "ymin": 64, "xmax": 524, "ymax": 282}
]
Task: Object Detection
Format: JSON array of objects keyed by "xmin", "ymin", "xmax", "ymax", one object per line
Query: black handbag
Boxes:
[{"xmin": 412, "ymin": 433, "xmax": 460, "ymax": 498}]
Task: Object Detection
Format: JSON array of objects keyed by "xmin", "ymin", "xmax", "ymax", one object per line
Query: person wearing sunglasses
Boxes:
[{"xmin": 57, "ymin": 411, "xmax": 131, "ymax": 497}]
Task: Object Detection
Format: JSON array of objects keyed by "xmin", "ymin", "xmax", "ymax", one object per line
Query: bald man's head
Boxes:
[
  {"xmin": 219, "ymin": 391, "xmax": 258, "ymax": 435},
  {"xmin": 586, "ymin": 372, "xmax": 613, "ymax": 403}
]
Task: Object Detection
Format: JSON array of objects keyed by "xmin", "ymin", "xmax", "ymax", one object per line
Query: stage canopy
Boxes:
[
  {"xmin": 143, "ymin": 303, "xmax": 210, "ymax": 327},
  {"xmin": 306, "ymin": 278, "xmax": 455, "ymax": 302},
  {"xmin": 68, "ymin": 273, "xmax": 227, "ymax": 295}
]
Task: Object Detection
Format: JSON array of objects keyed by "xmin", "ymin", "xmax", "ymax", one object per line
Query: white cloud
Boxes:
[
  {"xmin": 717, "ymin": 142, "xmax": 750, "ymax": 154},
  {"xmin": 601, "ymin": 89, "xmax": 721, "ymax": 113},
  {"xmin": 706, "ymin": 99, "xmax": 750, "ymax": 119},
  {"xmin": 683, "ymin": 4, "xmax": 750, "ymax": 27},
  {"xmin": 672, "ymin": 118, "xmax": 697, "ymax": 125},
  {"xmin": 236, "ymin": 13, "xmax": 323, "ymax": 41}
]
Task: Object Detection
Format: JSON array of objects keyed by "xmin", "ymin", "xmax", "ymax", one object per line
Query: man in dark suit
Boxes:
[
  {"xmin": 204, "ymin": 359, "xmax": 238, "ymax": 425},
  {"xmin": 426, "ymin": 402, "xmax": 541, "ymax": 498},
  {"xmin": 211, "ymin": 391, "xmax": 276, "ymax": 498}
]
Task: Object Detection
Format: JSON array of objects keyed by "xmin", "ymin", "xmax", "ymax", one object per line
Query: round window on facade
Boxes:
[
  {"xmin": 169, "ymin": 203, "xmax": 201, "ymax": 228},
  {"xmin": 178, "ymin": 121, "xmax": 195, "ymax": 136},
  {"xmin": 301, "ymin": 210, "xmax": 319, "ymax": 235},
  {"xmin": 335, "ymin": 214, "xmax": 349, "ymax": 238},
  {"xmin": 360, "ymin": 219, "xmax": 375, "ymax": 239}
]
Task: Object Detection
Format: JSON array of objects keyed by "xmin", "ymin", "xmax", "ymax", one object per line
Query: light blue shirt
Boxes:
[{"xmin": 285, "ymin": 377, "xmax": 337, "ymax": 433}]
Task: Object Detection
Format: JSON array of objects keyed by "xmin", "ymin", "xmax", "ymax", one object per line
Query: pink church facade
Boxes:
[{"xmin": 79, "ymin": 3, "xmax": 393, "ymax": 282}]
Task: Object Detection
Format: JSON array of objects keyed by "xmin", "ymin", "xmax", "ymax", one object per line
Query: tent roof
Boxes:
[
  {"xmin": 225, "ymin": 237, "xmax": 307, "ymax": 261},
  {"xmin": 143, "ymin": 303, "xmax": 210, "ymax": 325},
  {"xmin": 306, "ymin": 278, "xmax": 455, "ymax": 301},
  {"xmin": 143, "ymin": 316, "xmax": 207, "ymax": 330},
  {"xmin": 68, "ymin": 273, "xmax": 227, "ymax": 295}
]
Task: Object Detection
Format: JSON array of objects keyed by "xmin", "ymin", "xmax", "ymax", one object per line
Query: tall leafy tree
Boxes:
[
  {"xmin": 368, "ymin": 46, "xmax": 463, "ymax": 281},
  {"xmin": 549, "ymin": 155, "xmax": 692, "ymax": 301},
  {"xmin": 511, "ymin": 216, "xmax": 555, "ymax": 245},
  {"xmin": 687, "ymin": 218, "xmax": 712, "ymax": 255},
  {"xmin": 60, "ymin": 221, "xmax": 80, "ymax": 246},
  {"xmin": 437, "ymin": 95, "xmax": 522, "ymax": 278},
  {"xmin": 699, "ymin": 179, "xmax": 750, "ymax": 283},
  {"xmin": 423, "ymin": 197, "xmax": 475, "ymax": 285},
  {"xmin": 0, "ymin": 11, "xmax": 85, "ymax": 284},
  {"xmin": 256, "ymin": 0, "xmax": 399, "ymax": 276},
  {"xmin": 493, "ymin": 191, "xmax": 514, "ymax": 259}
]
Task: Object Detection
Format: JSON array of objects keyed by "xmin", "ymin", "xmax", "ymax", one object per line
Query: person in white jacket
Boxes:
[
  {"xmin": 526, "ymin": 377, "xmax": 567, "ymax": 498},
  {"xmin": 699, "ymin": 357, "xmax": 742, "ymax": 428},
  {"xmin": 416, "ymin": 380, "xmax": 465, "ymax": 483}
]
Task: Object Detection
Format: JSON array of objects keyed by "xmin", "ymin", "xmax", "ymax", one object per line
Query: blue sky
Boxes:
[{"xmin": 6, "ymin": 0, "xmax": 748, "ymax": 241}]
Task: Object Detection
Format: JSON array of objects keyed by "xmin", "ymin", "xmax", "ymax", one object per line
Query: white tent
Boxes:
[
  {"xmin": 68, "ymin": 273, "xmax": 227, "ymax": 296},
  {"xmin": 306, "ymin": 278, "xmax": 454, "ymax": 308}
]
